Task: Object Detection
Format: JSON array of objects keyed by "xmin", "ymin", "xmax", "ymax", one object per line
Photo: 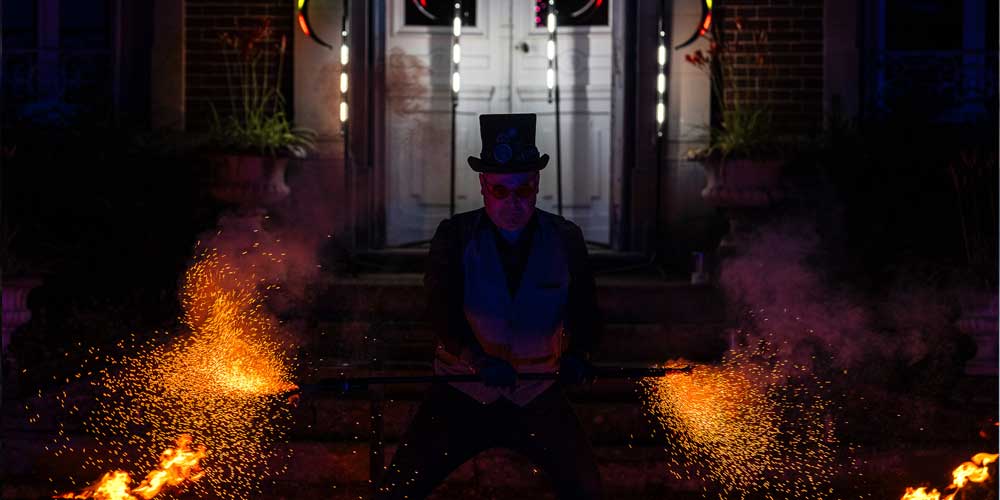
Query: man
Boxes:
[{"xmin": 374, "ymin": 113, "xmax": 603, "ymax": 500}]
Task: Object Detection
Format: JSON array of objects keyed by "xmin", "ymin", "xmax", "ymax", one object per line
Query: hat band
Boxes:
[{"xmin": 485, "ymin": 143, "xmax": 540, "ymax": 165}]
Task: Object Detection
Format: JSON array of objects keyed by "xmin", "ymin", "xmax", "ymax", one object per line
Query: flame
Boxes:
[
  {"xmin": 951, "ymin": 452, "xmax": 997, "ymax": 488},
  {"xmin": 900, "ymin": 452, "xmax": 998, "ymax": 500},
  {"xmin": 132, "ymin": 435, "xmax": 207, "ymax": 498},
  {"xmin": 900, "ymin": 487, "xmax": 942, "ymax": 500},
  {"xmin": 56, "ymin": 435, "xmax": 206, "ymax": 500},
  {"xmin": 56, "ymin": 471, "xmax": 132, "ymax": 499}
]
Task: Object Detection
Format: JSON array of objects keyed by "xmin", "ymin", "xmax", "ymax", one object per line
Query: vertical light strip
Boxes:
[
  {"xmin": 546, "ymin": 0, "xmax": 557, "ymax": 103},
  {"xmin": 656, "ymin": 16, "xmax": 666, "ymax": 133},
  {"xmin": 451, "ymin": 2, "xmax": 462, "ymax": 94},
  {"xmin": 339, "ymin": 0, "xmax": 350, "ymax": 128}
]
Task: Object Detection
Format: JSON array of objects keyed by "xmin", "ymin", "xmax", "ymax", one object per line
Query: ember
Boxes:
[
  {"xmin": 640, "ymin": 344, "xmax": 838, "ymax": 499},
  {"xmin": 52, "ymin": 245, "xmax": 297, "ymax": 499},
  {"xmin": 56, "ymin": 434, "xmax": 206, "ymax": 500},
  {"xmin": 900, "ymin": 452, "xmax": 998, "ymax": 500}
]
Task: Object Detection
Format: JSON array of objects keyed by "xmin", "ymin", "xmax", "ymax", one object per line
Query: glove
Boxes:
[
  {"xmin": 472, "ymin": 354, "xmax": 518, "ymax": 388},
  {"xmin": 559, "ymin": 353, "xmax": 594, "ymax": 386}
]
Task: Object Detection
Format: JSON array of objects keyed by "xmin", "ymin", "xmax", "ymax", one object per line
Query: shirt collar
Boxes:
[{"xmin": 478, "ymin": 209, "xmax": 539, "ymax": 243}]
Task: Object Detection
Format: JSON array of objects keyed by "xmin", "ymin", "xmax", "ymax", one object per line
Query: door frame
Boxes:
[{"xmin": 348, "ymin": 0, "xmax": 655, "ymax": 253}]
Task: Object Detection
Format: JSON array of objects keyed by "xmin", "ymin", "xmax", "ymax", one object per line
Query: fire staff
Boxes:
[{"xmin": 374, "ymin": 113, "xmax": 604, "ymax": 500}]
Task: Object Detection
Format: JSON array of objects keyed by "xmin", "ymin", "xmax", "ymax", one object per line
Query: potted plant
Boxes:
[
  {"xmin": 204, "ymin": 17, "xmax": 316, "ymax": 229},
  {"xmin": 948, "ymin": 148, "xmax": 998, "ymax": 376},
  {"xmin": 683, "ymin": 17, "xmax": 789, "ymax": 209}
]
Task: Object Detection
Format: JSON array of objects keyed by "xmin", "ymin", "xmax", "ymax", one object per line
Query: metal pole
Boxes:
[
  {"xmin": 295, "ymin": 365, "xmax": 692, "ymax": 394},
  {"xmin": 369, "ymin": 374, "xmax": 384, "ymax": 495},
  {"xmin": 450, "ymin": 99, "xmax": 457, "ymax": 217},
  {"xmin": 551, "ymin": 2, "xmax": 564, "ymax": 216}
]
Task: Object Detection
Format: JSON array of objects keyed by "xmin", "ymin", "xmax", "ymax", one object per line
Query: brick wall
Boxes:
[
  {"xmin": 717, "ymin": 0, "xmax": 824, "ymax": 135},
  {"xmin": 185, "ymin": 0, "xmax": 294, "ymax": 131}
]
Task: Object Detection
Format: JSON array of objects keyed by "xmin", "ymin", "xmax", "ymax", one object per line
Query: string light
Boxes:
[
  {"xmin": 546, "ymin": 1, "xmax": 557, "ymax": 102},
  {"xmin": 656, "ymin": 17, "xmax": 666, "ymax": 131},
  {"xmin": 339, "ymin": 2, "xmax": 349, "ymax": 127},
  {"xmin": 451, "ymin": 2, "xmax": 462, "ymax": 95}
]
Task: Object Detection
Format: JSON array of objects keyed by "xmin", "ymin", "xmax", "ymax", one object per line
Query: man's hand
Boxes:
[
  {"xmin": 473, "ymin": 355, "xmax": 518, "ymax": 388},
  {"xmin": 559, "ymin": 353, "xmax": 594, "ymax": 386}
]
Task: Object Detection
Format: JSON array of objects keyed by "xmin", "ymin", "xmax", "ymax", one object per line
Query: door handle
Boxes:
[{"xmin": 515, "ymin": 41, "xmax": 530, "ymax": 53}]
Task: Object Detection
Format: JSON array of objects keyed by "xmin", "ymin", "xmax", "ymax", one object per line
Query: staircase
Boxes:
[
  {"xmin": 280, "ymin": 258, "xmax": 730, "ymax": 499},
  {"xmin": 0, "ymin": 254, "xmax": 731, "ymax": 500}
]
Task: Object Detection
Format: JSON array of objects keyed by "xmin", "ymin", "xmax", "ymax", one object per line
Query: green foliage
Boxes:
[
  {"xmin": 683, "ymin": 16, "xmax": 794, "ymax": 161},
  {"xmin": 705, "ymin": 107, "xmax": 779, "ymax": 160},
  {"xmin": 207, "ymin": 18, "xmax": 316, "ymax": 158},
  {"xmin": 210, "ymin": 105, "xmax": 316, "ymax": 159}
]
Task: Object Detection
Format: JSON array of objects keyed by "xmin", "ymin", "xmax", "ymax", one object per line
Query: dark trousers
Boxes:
[{"xmin": 373, "ymin": 383, "xmax": 603, "ymax": 500}]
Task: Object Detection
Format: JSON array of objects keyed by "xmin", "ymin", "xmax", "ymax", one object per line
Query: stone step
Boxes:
[
  {"xmin": 345, "ymin": 248, "xmax": 653, "ymax": 276},
  {"xmin": 310, "ymin": 273, "xmax": 726, "ymax": 325},
  {"xmin": 304, "ymin": 321, "xmax": 729, "ymax": 367},
  {"xmin": 288, "ymin": 395, "xmax": 661, "ymax": 446},
  {"xmin": 3, "ymin": 431, "xmax": 981, "ymax": 500},
  {"xmin": 0, "ymin": 431, "xmax": 695, "ymax": 500}
]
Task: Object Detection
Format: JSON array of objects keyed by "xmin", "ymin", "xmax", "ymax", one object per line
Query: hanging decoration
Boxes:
[
  {"xmin": 534, "ymin": 0, "xmax": 607, "ymax": 27},
  {"xmin": 297, "ymin": 0, "xmax": 334, "ymax": 49},
  {"xmin": 674, "ymin": 0, "xmax": 712, "ymax": 49}
]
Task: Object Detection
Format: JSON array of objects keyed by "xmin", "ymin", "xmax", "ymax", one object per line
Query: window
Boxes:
[
  {"xmin": 2, "ymin": 0, "xmax": 37, "ymax": 49},
  {"xmin": 59, "ymin": 0, "xmax": 112, "ymax": 49},
  {"xmin": 533, "ymin": 0, "xmax": 608, "ymax": 28},
  {"xmin": 404, "ymin": 0, "xmax": 476, "ymax": 28},
  {"xmin": 885, "ymin": 0, "xmax": 962, "ymax": 50}
]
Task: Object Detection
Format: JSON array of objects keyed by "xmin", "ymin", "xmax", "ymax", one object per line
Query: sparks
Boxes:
[
  {"xmin": 640, "ymin": 344, "xmax": 838, "ymax": 499},
  {"xmin": 54, "ymin": 243, "xmax": 299, "ymax": 499}
]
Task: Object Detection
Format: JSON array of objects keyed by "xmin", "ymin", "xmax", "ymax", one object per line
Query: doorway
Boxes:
[{"xmin": 384, "ymin": 0, "xmax": 613, "ymax": 246}]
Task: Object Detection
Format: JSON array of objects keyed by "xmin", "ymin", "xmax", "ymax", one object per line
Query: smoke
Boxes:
[
  {"xmin": 717, "ymin": 213, "xmax": 964, "ymax": 383},
  {"xmin": 196, "ymin": 156, "xmax": 347, "ymax": 347},
  {"xmin": 719, "ymin": 216, "xmax": 873, "ymax": 372}
]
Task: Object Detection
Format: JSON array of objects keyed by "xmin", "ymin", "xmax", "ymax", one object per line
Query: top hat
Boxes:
[{"xmin": 467, "ymin": 114, "xmax": 550, "ymax": 173}]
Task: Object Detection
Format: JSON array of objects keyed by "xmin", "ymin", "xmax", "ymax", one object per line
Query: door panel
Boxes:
[
  {"xmin": 511, "ymin": 0, "xmax": 612, "ymax": 243},
  {"xmin": 385, "ymin": 0, "xmax": 611, "ymax": 245}
]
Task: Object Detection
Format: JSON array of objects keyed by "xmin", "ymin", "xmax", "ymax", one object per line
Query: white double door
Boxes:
[{"xmin": 385, "ymin": 0, "xmax": 612, "ymax": 246}]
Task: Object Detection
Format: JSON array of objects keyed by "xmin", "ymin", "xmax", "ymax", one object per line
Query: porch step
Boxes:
[
  {"xmin": 310, "ymin": 273, "xmax": 726, "ymax": 324},
  {"xmin": 3, "ymin": 427, "xmax": 986, "ymax": 500},
  {"xmin": 288, "ymin": 393, "xmax": 660, "ymax": 446},
  {"xmin": 344, "ymin": 248, "xmax": 652, "ymax": 275},
  {"xmin": 0, "ymin": 430, "xmax": 694, "ymax": 499},
  {"xmin": 305, "ymin": 320, "xmax": 728, "ymax": 367}
]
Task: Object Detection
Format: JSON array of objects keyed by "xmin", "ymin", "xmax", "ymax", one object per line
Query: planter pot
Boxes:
[
  {"xmin": 1, "ymin": 276, "xmax": 41, "ymax": 356},
  {"xmin": 3, "ymin": 276, "xmax": 42, "ymax": 396},
  {"xmin": 956, "ymin": 290, "xmax": 998, "ymax": 376},
  {"xmin": 700, "ymin": 157, "xmax": 784, "ymax": 208},
  {"xmin": 208, "ymin": 155, "xmax": 291, "ymax": 231},
  {"xmin": 700, "ymin": 158, "xmax": 784, "ymax": 256}
]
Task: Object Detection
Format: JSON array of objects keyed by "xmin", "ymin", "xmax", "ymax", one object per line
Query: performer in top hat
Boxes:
[{"xmin": 374, "ymin": 113, "xmax": 603, "ymax": 500}]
